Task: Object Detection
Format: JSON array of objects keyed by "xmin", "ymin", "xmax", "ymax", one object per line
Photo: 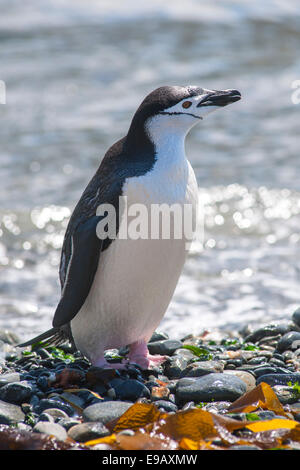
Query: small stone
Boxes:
[
  {"xmin": 272, "ymin": 385, "xmax": 299, "ymax": 405},
  {"xmin": 83, "ymin": 401, "xmax": 132, "ymax": 424},
  {"xmin": 148, "ymin": 340, "xmax": 183, "ymax": 356},
  {"xmin": 0, "ymin": 381, "xmax": 33, "ymax": 405},
  {"xmin": 0, "ymin": 372, "xmax": 21, "ymax": 387},
  {"xmin": 224, "ymin": 370, "xmax": 256, "ymax": 392},
  {"xmin": 56, "ymin": 417, "xmax": 81, "ymax": 430},
  {"xmin": 244, "ymin": 324, "xmax": 291, "ymax": 344},
  {"xmin": 113, "ymin": 379, "xmax": 150, "ymax": 401},
  {"xmin": 0, "ymin": 399, "xmax": 25, "ymax": 424},
  {"xmin": 43, "ymin": 408, "xmax": 69, "ymax": 421},
  {"xmin": 180, "ymin": 360, "xmax": 224, "ymax": 378},
  {"xmin": 164, "ymin": 355, "xmax": 188, "ymax": 379},
  {"xmin": 153, "ymin": 400, "xmax": 178, "ymax": 413},
  {"xmin": 34, "ymin": 398, "xmax": 75, "ymax": 416},
  {"xmin": 256, "ymin": 373, "xmax": 300, "ymax": 387},
  {"xmin": 33, "ymin": 421, "xmax": 68, "ymax": 441},
  {"xmin": 149, "ymin": 331, "xmax": 169, "ymax": 342},
  {"xmin": 276, "ymin": 332, "xmax": 300, "ymax": 352},
  {"xmin": 68, "ymin": 422, "xmax": 110, "ymax": 442},
  {"xmin": 176, "ymin": 373, "xmax": 247, "ymax": 405}
]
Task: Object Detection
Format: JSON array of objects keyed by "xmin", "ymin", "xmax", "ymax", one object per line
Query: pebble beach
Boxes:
[{"xmin": 0, "ymin": 309, "xmax": 300, "ymax": 450}]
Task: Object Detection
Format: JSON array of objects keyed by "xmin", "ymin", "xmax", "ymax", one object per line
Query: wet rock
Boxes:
[
  {"xmin": 276, "ymin": 332, "xmax": 300, "ymax": 352},
  {"xmin": 244, "ymin": 324, "xmax": 291, "ymax": 344},
  {"xmin": 0, "ymin": 381, "xmax": 33, "ymax": 405},
  {"xmin": 33, "ymin": 421, "xmax": 68, "ymax": 441},
  {"xmin": 56, "ymin": 417, "xmax": 81, "ymax": 430},
  {"xmin": 149, "ymin": 331, "xmax": 169, "ymax": 343},
  {"xmin": 180, "ymin": 360, "xmax": 224, "ymax": 378},
  {"xmin": 34, "ymin": 398, "xmax": 75, "ymax": 417},
  {"xmin": 148, "ymin": 339, "xmax": 183, "ymax": 356},
  {"xmin": 113, "ymin": 379, "xmax": 150, "ymax": 401},
  {"xmin": 153, "ymin": 400, "xmax": 178, "ymax": 413},
  {"xmin": 164, "ymin": 355, "xmax": 188, "ymax": 379},
  {"xmin": 83, "ymin": 400, "xmax": 132, "ymax": 424},
  {"xmin": 68, "ymin": 422, "xmax": 110, "ymax": 442},
  {"xmin": 176, "ymin": 373, "xmax": 247, "ymax": 405},
  {"xmin": 224, "ymin": 370, "xmax": 256, "ymax": 392},
  {"xmin": 272, "ymin": 385, "xmax": 299, "ymax": 405},
  {"xmin": 0, "ymin": 399, "xmax": 25, "ymax": 424},
  {"xmin": 0, "ymin": 372, "xmax": 21, "ymax": 387},
  {"xmin": 256, "ymin": 373, "xmax": 300, "ymax": 387},
  {"xmin": 42, "ymin": 408, "xmax": 69, "ymax": 421}
]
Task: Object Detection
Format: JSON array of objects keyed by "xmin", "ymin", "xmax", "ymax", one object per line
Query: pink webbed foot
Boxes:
[
  {"xmin": 92, "ymin": 356, "xmax": 129, "ymax": 370},
  {"xmin": 128, "ymin": 340, "xmax": 167, "ymax": 370}
]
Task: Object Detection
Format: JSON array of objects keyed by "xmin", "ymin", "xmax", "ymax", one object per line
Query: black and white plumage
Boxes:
[{"xmin": 19, "ymin": 85, "xmax": 241, "ymax": 369}]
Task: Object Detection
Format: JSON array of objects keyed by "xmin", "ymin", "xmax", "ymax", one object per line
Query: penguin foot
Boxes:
[
  {"xmin": 93, "ymin": 357, "xmax": 129, "ymax": 370},
  {"xmin": 128, "ymin": 340, "xmax": 167, "ymax": 370}
]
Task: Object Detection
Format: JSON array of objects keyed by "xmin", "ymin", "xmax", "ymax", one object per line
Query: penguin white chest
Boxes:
[{"xmin": 71, "ymin": 151, "xmax": 198, "ymax": 362}]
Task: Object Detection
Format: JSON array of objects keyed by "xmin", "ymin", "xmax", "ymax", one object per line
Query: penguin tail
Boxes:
[{"xmin": 18, "ymin": 327, "xmax": 68, "ymax": 348}]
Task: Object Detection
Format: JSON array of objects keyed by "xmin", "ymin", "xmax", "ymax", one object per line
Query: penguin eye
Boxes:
[{"xmin": 182, "ymin": 101, "xmax": 192, "ymax": 109}]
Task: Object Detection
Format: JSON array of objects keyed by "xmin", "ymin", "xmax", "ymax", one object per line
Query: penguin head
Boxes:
[{"xmin": 127, "ymin": 85, "xmax": 241, "ymax": 148}]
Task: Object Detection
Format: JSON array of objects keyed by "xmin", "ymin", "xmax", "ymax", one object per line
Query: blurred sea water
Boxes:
[{"xmin": 0, "ymin": 0, "xmax": 300, "ymax": 341}]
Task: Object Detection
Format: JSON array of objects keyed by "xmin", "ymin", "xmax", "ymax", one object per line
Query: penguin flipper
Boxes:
[{"xmin": 52, "ymin": 215, "xmax": 103, "ymax": 328}]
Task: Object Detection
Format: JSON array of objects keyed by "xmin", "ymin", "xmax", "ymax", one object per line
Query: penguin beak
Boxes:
[{"xmin": 197, "ymin": 89, "xmax": 241, "ymax": 108}]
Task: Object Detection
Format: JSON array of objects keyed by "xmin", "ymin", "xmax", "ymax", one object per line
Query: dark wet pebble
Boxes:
[
  {"xmin": 68, "ymin": 421, "xmax": 110, "ymax": 442},
  {"xmin": 149, "ymin": 331, "xmax": 169, "ymax": 343},
  {"xmin": 154, "ymin": 400, "xmax": 178, "ymax": 413},
  {"xmin": 256, "ymin": 373, "xmax": 300, "ymax": 387},
  {"xmin": 163, "ymin": 355, "xmax": 188, "ymax": 379},
  {"xmin": 244, "ymin": 324, "xmax": 292, "ymax": 344},
  {"xmin": 33, "ymin": 398, "xmax": 75, "ymax": 417},
  {"xmin": 0, "ymin": 381, "xmax": 33, "ymax": 405},
  {"xmin": 276, "ymin": 331, "xmax": 300, "ymax": 352},
  {"xmin": 83, "ymin": 400, "xmax": 132, "ymax": 424},
  {"xmin": 176, "ymin": 373, "xmax": 246, "ymax": 405},
  {"xmin": 180, "ymin": 360, "xmax": 224, "ymax": 378},
  {"xmin": 113, "ymin": 379, "xmax": 150, "ymax": 401},
  {"xmin": 148, "ymin": 339, "xmax": 183, "ymax": 356}
]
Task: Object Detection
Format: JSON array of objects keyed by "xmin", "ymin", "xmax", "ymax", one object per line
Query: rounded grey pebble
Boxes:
[
  {"xmin": 149, "ymin": 331, "xmax": 169, "ymax": 342},
  {"xmin": 180, "ymin": 360, "xmax": 224, "ymax": 378},
  {"xmin": 0, "ymin": 399, "xmax": 25, "ymax": 424},
  {"xmin": 148, "ymin": 339, "xmax": 183, "ymax": 356},
  {"xmin": 176, "ymin": 373, "xmax": 247, "ymax": 405},
  {"xmin": 33, "ymin": 421, "xmax": 68, "ymax": 441},
  {"xmin": 164, "ymin": 356, "xmax": 188, "ymax": 379},
  {"xmin": 68, "ymin": 421, "xmax": 110, "ymax": 442},
  {"xmin": 153, "ymin": 400, "xmax": 178, "ymax": 413},
  {"xmin": 83, "ymin": 400, "xmax": 132, "ymax": 424}
]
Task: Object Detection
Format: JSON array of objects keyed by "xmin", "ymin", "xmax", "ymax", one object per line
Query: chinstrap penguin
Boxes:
[{"xmin": 19, "ymin": 85, "xmax": 241, "ymax": 369}]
